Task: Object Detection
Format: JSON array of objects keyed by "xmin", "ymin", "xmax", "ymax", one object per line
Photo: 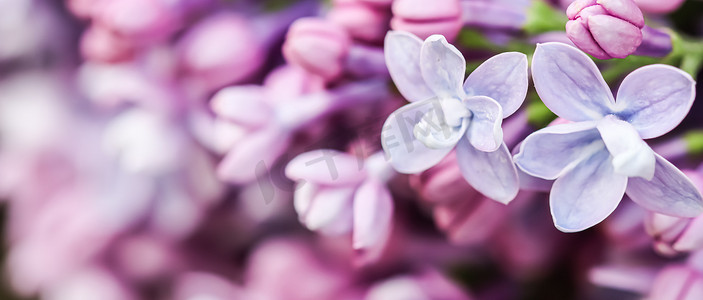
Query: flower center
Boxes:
[{"xmin": 412, "ymin": 98, "xmax": 471, "ymax": 149}]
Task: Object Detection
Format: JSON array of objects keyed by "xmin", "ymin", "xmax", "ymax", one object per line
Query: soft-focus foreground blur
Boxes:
[{"xmin": 1, "ymin": 0, "xmax": 703, "ymax": 299}]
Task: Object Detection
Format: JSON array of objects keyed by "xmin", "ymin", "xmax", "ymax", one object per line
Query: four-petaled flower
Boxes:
[
  {"xmin": 381, "ymin": 31, "xmax": 528, "ymax": 203},
  {"xmin": 515, "ymin": 42, "xmax": 703, "ymax": 232}
]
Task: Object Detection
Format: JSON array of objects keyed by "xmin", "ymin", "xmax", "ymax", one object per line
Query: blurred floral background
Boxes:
[{"xmin": 1, "ymin": 0, "xmax": 703, "ymax": 299}]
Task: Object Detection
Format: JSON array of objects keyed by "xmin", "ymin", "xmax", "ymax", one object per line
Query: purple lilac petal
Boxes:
[
  {"xmin": 381, "ymin": 99, "xmax": 453, "ymax": 173},
  {"xmin": 514, "ymin": 121, "xmax": 602, "ymax": 180},
  {"xmin": 626, "ymin": 153, "xmax": 703, "ymax": 218},
  {"xmin": 463, "ymin": 96, "xmax": 503, "ymax": 152},
  {"xmin": 596, "ymin": 115, "xmax": 655, "ymax": 180},
  {"xmin": 352, "ymin": 179, "xmax": 393, "ymax": 252},
  {"xmin": 531, "ymin": 42, "xmax": 615, "ymax": 121},
  {"xmin": 633, "ymin": 25, "xmax": 673, "ymax": 58},
  {"xmin": 614, "ymin": 64, "xmax": 696, "ymax": 139},
  {"xmin": 456, "ymin": 139, "xmax": 519, "ymax": 204},
  {"xmin": 302, "ymin": 185, "xmax": 355, "ymax": 235},
  {"xmin": 419, "ymin": 35, "xmax": 466, "ymax": 98},
  {"xmin": 217, "ymin": 126, "xmax": 290, "ymax": 183},
  {"xmin": 210, "ymin": 85, "xmax": 270, "ymax": 127},
  {"xmin": 285, "ymin": 150, "xmax": 367, "ymax": 186},
  {"xmin": 550, "ymin": 149, "xmax": 628, "ymax": 232},
  {"xmin": 293, "ymin": 182, "xmax": 314, "ymax": 219},
  {"xmin": 383, "ymin": 31, "xmax": 435, "ymax": 102},
  {"xmin": 463, "ymin": 52, "xmax": 528, "ymax": 118}
]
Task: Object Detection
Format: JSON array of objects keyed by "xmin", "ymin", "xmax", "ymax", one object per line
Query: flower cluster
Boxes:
[{"xmin": 1, "ymin": 0, "xmax": 703, "ymax": 299}]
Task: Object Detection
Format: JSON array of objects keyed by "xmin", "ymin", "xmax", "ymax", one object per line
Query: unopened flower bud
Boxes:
[
  {"xmin": 282, "ymin": 18, "xmax": 352, "ymax": 81},
  {"xmin": 391, "ymin": 0, "xmax": 463, "ymax": 41},
  {"xmin": 80, "ymin": 25, "xmax": 134, "ymax": 63},
  {"xmin": 328, "ymin": 0, "xmax": 391, "ymax": 43},
  {"xmin": 566, "ymin": 0, "xmax": 644, "ymax": 59}
]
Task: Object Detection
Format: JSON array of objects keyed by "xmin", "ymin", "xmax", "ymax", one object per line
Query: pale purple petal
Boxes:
[
  {"xmin": 456, "ymin": 139, "xmax": 519, "ymax": 204},
  {"xmin": 381, "ymin": 100, "xmax": 454, "ymax": 173},
  {"xmin": 286, "ymin": 150, "xmax": 367, "ymax": 186},
  {"xmin": 626, "ymin": 154, "xmax": 703, "ymax": 218},
  {"xmin": 596, "ymin": 115, "xmax": 655, "ymax": 180},
  {"xmin": 463, "ymin": 96, "xmax": 503, "ymax": 152},
  {"xmin": 531, "ymin": 42, "xmax": 615, "ymax": 121},
  {"xmin": 217, "ymin": 126, "xmax": 290, "ymax": 184},
  {"xmin": 302, "ymin": 185, "xmax": 355, "ymax": 235},
  {"xmin": 613, "ymin": 64, "xmax": 696, "ymax": 139},
  {"xmin": 550, "ymin": 150, "xmax": 628, "ymax": 232},
  {"xmin": 353, "ymin": 179, "xmax": 393, "ymax": 262},
  {"xmin": 293, "ymin": 182, "xmax": 314, "ymax": 218},
  {"xmin": 419, "ymin": 35, "xmax": 466, "ymax": 98},
  {"xmin": 383, "ymin": 31, "xmax": 435, "ymax": 102},
  {"xmin": 210, "ymin": 85, "xmax": 270, "ymax": 127},
  {"xmin": 514, "ymin": 121, "xmax": 602, "ymax": 180},
  {"xmin": 463, "ymin": 52, "xmax": 528, "ymax": 118}
]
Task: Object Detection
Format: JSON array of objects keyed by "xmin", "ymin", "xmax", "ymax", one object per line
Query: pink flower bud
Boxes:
[
  {"xmin": 391, "ymin": 0, "xmax": 463, "ymax": 41},
  {"xmin": 66, "ymin": 0, "xmax": 101, "ymax": 19},
  {"xmin": 328, "ymin": 0, "xmax": 391, "ymax": 43},
  {"xmin": 80, "ymin": 25, "xmax": 135, "ymax": 63},
  {"xmin": 177, "ymin": 13, "xmax": 265, "ymax": 92},
  {"xmin": 410, "ymin": 152, "xmax": 506, "ymax": 245},
  {"xmin": 93, "ymin": 0, "xmax": 182, "ymax": 41},
  {"xmin": 566, "ymin": 0, "xmax": 644, "ymax": 59},
  {"xmin": 283, "ymin": 18, "xmax": 352, "ymax": 81}
]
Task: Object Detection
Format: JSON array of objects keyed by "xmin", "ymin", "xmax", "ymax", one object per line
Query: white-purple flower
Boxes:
[
  {"xmin": 381, "ymin": 31, "xmax": 528, "ymax": 203},
  {"xmin": 515, "ymin": 42, "xmax": 703, "ymax": 232}
]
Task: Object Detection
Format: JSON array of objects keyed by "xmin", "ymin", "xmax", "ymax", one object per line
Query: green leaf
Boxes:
[
  {"xmin": 524, "ymin": 1, "xmax": 568, "ymax": 35},
  {"xmin": 685, "ymin": 131, "xmax": 703, "ymax": 156}
]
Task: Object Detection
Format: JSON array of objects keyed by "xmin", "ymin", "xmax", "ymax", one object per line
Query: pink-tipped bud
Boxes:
[
  {"xmin": 565, "ymin": 0, "xmax": 644, "ymax": 59},
  {"xmin": 283, "ymin": 18, "xmax": 352, "ymax": 81},
  {"xmin": 390, "ymin": 0, "xmax": 463, "ymax": 41}
]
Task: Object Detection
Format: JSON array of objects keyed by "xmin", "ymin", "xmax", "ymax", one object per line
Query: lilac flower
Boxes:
[
  {"xmin": 514, "ymin": 42, "xmax": 703, "ymax": 232},
  {"xmin": 212, "ymin": 66, "xmax": 386, "ymax": 184},
  {"xmin": 286, "ymin": 151, "xmax": 394, "ymax": 264},
  {"xmin": 381, "ymin": 31, "xmax": 528, "ymax": 203}
]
